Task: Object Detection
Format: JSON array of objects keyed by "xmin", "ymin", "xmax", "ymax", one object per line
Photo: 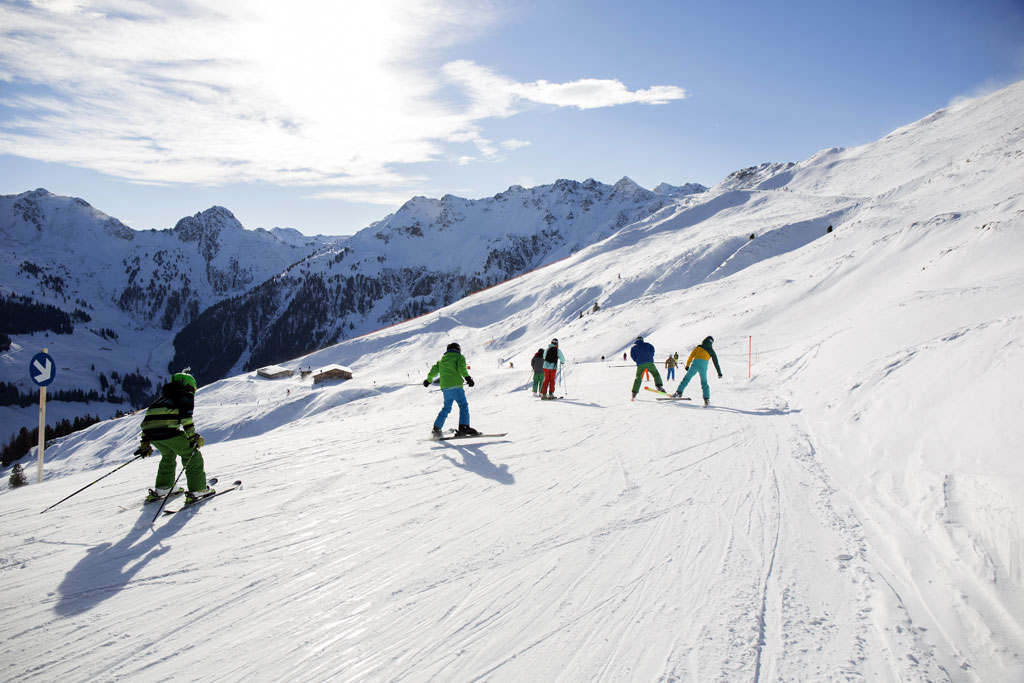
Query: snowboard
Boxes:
[{"xmin": 425, "ymin": 431, "xmax": 508, "ymax": 442}]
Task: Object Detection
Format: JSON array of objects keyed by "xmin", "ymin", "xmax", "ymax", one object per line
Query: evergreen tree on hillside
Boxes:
[{"xmin": 9, "ymin": 463, "xmax": 28, "ymax": 488}]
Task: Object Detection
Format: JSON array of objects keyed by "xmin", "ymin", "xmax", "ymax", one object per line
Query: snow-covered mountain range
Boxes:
[
  {"xmin": 1, "ymin": 80, "xmax": 1022, "ymax": 681},
  {"xmin": 0, "ymin": 178, "xmax": 705, "ymax": 450},
  {"xmin": 174, "ymin": 176, "xmax": 704, "ymax": 382},
  {"xmin": 0, "ymin": 195, "xmax": 329, "ymax": 449}
]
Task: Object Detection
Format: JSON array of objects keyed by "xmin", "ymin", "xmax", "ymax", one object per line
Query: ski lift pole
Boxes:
[
  {"xmin": 150, "ymin": 447, "xmax": 198, "ymax": 524},
  {"xmin": 40, "ymin": 452, "xmax": 146, "ymax": 513}
]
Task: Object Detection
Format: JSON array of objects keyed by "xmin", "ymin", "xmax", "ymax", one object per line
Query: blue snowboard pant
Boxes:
[
  {"xmin": 676, "ymin": 358, "xmax": 710, "ymax": 399},
  {"xmin": 435, "ymin": 387, "xmax": 470, "ymax": 429}
]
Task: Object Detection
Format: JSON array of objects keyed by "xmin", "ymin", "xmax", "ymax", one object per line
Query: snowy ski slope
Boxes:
[{"xmin": 1, "ymin": 82, "xmax": 1022, "ymax": 681}]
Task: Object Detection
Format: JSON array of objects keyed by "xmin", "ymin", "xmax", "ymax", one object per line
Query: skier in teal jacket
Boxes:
[{"xmin": 424, "ymin": 342, "xmax": 480, "ymax": 437}]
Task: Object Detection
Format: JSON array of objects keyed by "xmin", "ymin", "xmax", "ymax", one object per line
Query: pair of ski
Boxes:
[
  {"xmin": 144, "ymin": 477, "xmax": 243, "ymax": 515},
  {"xmin": 643, "ymin": 387, "xmax": 692, "ymax": 401}
]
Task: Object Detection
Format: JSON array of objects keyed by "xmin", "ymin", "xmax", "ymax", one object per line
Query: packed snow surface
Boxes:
[{"xmin": 2, "ymin": 83, "xmax": 1023, "ymax": 681}]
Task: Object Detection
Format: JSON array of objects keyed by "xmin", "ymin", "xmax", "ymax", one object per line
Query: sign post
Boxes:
[{"xmin": 29, "ymin": 349, "xmax": 56, "ymax": 484}]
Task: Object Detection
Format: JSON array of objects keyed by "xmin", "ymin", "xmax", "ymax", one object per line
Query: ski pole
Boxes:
[
  {"xmin": 560, "ymin": 363, "xmax": 568, "ymax": 396},
  {"xmin": 150, "ymin": 447, "xmax": 198, "ymax": 524},
  {"xmin": 40, "ymin": 452, "xmax": 146, "ymax": 513}
]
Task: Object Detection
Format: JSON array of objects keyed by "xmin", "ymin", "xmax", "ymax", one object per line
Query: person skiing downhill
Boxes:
[
  {"xmin": 424, "ymin": 342, "xmax": 479, "ymax": 437},
  {"xmin": 136, "ymin": 370, "xmax": 213, "ymax": 503},
  {"xmin": 673, "ymin": 336, "xmax": 723, "ymax": 406},
  {"xmin": 540, "ymin": 338, "xmax": 565, "ymax": 399},
  {"xmin": 530, "ymin": 348, "xmax": 545, "ymax": 397},
  {"xmin": 630, "ymin": 336, "xmax": 666, "ymax": 399}
]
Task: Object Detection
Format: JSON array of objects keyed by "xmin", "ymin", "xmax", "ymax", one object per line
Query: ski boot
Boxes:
[
  {"xmin": 145, "ymin": 486, "xmax": 182, "ymax": 503},
  {"xmin": 672, "ymin": 391, "xmax": 682, "ymax": 398},
  {"xmin": 457, "ymin": 424, "xmax": 480, "ymax": 436},
  {"xmin": 656, "ymin": 385, "xmax": 666, "ymax": 394},
  {"xmin": 185, "ymin": 485, "xmax": 216, "ymax": 505},
  {"xmin": 704, "ymin": 397, "xmax": 710, "ymax": 407},
  {"xmin": 431, "ymin": 425, "xmax": 444, "ymax": 438}
]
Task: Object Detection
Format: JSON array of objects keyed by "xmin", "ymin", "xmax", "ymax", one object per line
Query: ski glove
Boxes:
[
  {"xmin": 423, "ymin": 380, "xmax": 430, "ymax": 387},
  {"xmin": 465, "ymin": 375, "xmax": 475, "ymax": 387},
  {"xmin": 718, "ymin": 373, "xmax": 723, "ymax": 379},
  {"xmin": 188, "ymin": 433, "xmax": 205, "ymax": 449},
  {"xmin": 134, "ymin": 442, "xmax": 153, "ymax": 457}
]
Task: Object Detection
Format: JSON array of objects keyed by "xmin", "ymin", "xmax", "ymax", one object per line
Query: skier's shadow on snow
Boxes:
[
  {"xmin": 438, "ymin": 444, "xmax": 515, "ymax": 485},
  {"xmin": 552, "ymin": 398, "xmax": 603, "ymax": 408},
  {"xmin": 54, "ymin": 508, "xmax": 190, "ymax": 616}
]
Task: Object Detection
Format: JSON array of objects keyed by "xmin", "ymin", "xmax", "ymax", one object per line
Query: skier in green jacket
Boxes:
[
  {"xmin": 424, "ymin": 342, "xmax": 480, "ymax": 438},
  {"xmin": 136, "ymin": 371, "xmax": 213, "ymax": 503}
]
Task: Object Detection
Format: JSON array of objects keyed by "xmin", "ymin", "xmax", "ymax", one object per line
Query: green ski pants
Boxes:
[
  {"xmin": 152, "ymin": 433, "xmax": 207, "ymax": 492},
  {"xmin": 532, "ymin": 372, "xmax": 544, "ymax": 393},
  {"xmin": 631, "ymin": 363, "xmax": 663, "ymax": 394}
]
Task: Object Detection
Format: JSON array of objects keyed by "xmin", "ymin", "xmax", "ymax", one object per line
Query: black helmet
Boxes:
[
  {"xmin": 551, "ymin": 338, "xmax": 558, "ymax": 345},
  {"xmin": 447, "ymin": 342, "xmax": 461, "ymax": 353},
  {"xmin": 703, "ymin": 336, "xmax": 714, "ymax": 345},
  {"xmin": 635, "ymin": 335, "xmax": 644, "ymax": 342}
]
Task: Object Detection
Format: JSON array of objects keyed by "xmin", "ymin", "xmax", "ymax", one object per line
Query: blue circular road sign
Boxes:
[{"xmin": 30, "ymin": 352, "xmax": 56, "ymax": 387}]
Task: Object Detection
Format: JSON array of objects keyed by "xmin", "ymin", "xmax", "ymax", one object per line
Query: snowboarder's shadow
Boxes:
[
  {"xmin": 662, "ymin": 402, "xmax": 801, "ymax": 417},
  {"xmin": 54, "ymin": 508, "xmax": 190, "ymax": 616},
  {"xmin": 439, "ymin": 443, "xmax": 515, "ymax": 485}
]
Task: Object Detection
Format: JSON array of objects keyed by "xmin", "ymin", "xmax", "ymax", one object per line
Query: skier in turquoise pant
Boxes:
[
  {"xmin": 673, "ymin": 336, "xmax": 723, "ymax": 406},
  {"xmin": 424, "ymin": 342, "xmax": 480, "ymax": 438}
]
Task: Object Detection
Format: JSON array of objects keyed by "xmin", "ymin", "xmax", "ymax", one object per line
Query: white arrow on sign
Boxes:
[{"xmin": 33, "ymin": 358, "xmax": 53, "ymax": 383}]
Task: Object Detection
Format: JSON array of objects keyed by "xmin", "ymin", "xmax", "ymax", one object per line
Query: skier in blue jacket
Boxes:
[{"xmin": 629, "ymin": 336, "xmax": 666, "ymax": 399}]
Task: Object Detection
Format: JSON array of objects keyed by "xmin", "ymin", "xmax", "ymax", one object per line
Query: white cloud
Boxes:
[
  {"xmin": 305, "ymin": 189, "xmax": 419, "ymax": 206},
  {"xmin": 0, "ymin": 1, "xmax": 686, "ymax": 198},
  {"xmin": 442, "ymin": 59, "xmax": 687, "ymax": 113},
  {"xmin": 500, "ymin": 139, "xmax": 531, "ymax": 151}
]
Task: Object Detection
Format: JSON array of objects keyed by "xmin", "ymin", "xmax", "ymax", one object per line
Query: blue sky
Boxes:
[{"xmin": 1, "ymin": 0, "xmax": 1022, "ymax": 236}]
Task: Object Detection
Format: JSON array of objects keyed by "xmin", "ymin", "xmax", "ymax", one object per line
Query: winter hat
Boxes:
[
  {"xmin": 635, "ymin": 335, "xmax": 644, "ymax": 343},
  {"xmin": 703, "ymin": 336, "xmax": 714, "ymax": 346},
  {"xmin": 447, "ymin": 342, "xmax": 461, "ymax": 353},
  {"xmin": 171, "ymin": 371, "xmax": 196, "ymax": 391}
]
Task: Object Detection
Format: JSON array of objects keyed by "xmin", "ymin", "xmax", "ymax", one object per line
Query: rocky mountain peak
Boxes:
[{"xmin": 172, "ymin": 206, "xmax": 245, "ymax": 260}]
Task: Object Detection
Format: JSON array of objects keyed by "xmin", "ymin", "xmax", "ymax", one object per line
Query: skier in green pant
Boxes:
[
  {"xmin": 136, "ymin": 371, "xmax": 213, "ymax": 503},
  {"xmin": 629, "ymin": 336, "xmax": 666, "ymax": 400},
  {"xmin": 530, "ymin": 348, "xmax": 545, "ymax": 397}
]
